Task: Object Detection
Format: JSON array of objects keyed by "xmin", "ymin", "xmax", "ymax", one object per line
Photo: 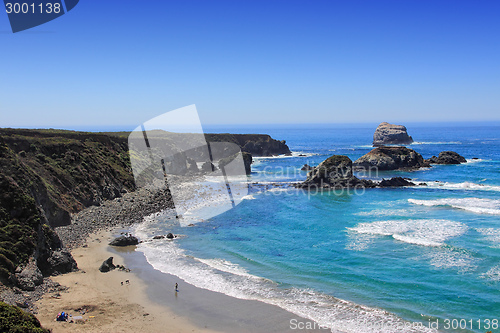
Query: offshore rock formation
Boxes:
[
  {"xmin": 353, "ymin": 146, "xmax": 430, "ymax": 171},
  {"xmin": 298, "ymin": 155, "xmax": 375, "ymax": 189},
  {"xmin": 373, "ymin": 122, "xmax": 414, "ymax": 146},
  {"xmin": 378, "ymin": 177, "xmax": 416, "ymax": 187},
  {"xmin": 426, "ymin": 151, "xmax": 467, "ymax": 165}
]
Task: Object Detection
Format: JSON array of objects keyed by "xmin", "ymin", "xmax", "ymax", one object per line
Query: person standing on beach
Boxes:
[{"xmin": 175, "ymin": 283, "xmax": 178, "ymax": 291}]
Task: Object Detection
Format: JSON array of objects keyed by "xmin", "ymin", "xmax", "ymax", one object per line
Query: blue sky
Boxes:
[{"xmin": 1, "ymin": 0, "xmax": 499, "ymax": 129}]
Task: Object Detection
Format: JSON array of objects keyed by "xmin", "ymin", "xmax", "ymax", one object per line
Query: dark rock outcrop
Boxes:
[
  {"xmin": 186, "ymin": 157, "xmax": 199, "ymax": 173},
  {"xmin": 99, "ymin": 257, "xmax": 115, "ymax": 273},
  {"xmin": 166, "ymin": 233, "xmax": 174, "ymax": 239},
  {"xmin": 45, "ymin": 249, "xmax": 78, "ymax": 275},
  {"xmin": 425, "ymin": 151, "xmax": 467, "ymax": 165},
  {"xmin": 201, "ymin": 161, "xmax": 216, "ymax": 173},
  {"xmin": 353, "ymin": 147, "xmax": 430, "ymax": 171},
  {"xmin": 109, "ymin": 235, "xmax": 139, "ymax": 247},
  {"xmin": 13, "ymin": 261, "xmax": 43, "ymax": 291},
  {"xmin": 378, "ymin": 177, "xmax": 416, "ymax": 187},
  {"xmin": 301, "ymin": 164, "xmax": 314, "ymax": 171},
  {"xmin": 205, "ymin": 134, "xmax": 292, "ymax": 157},
  {"xmin": 373, "ymin": 122, "xmax": 413, "ymax": 146},
  {"xmin": 218, "ymin": 152, "xmax": 253, "ymax": 175},
  {"xmin": 298, "ymin": 155, "xmax": 376, "ymax": 189},
  {"xmin": 241, "ymin": 152, "xmax": 253, "ymax": 175}
]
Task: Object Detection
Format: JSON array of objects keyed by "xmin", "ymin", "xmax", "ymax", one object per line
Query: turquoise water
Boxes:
[{"xmin": 135, "ymin": 124, "xmax": 500, "ymax": 333}]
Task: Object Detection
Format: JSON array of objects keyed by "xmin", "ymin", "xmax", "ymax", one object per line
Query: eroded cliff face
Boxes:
[
  {"xmin": 0, "ymin": 129, "xmax": 136, "ymax": 228},
  {"xmin": 205, "ymin": 133, "xmax": 292, "ymax": 157},
  {"xmin": 0, "ymin": 128, "xmax": 292, "ymax": 283},
  {"xmin": 0, "ymin": 129, "xmax": 132, "ymax": 284}
]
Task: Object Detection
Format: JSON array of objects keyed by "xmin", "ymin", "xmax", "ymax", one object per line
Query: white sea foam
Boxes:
[
  {"xmin": 466, "ymin": 158, "xmax": 487, "ymax": 163},
  {"xmin": 136, "ymin": 239, "xmax": 434, "ymax": 332},
  {"xmin": 422, "ymin": 181, "xmax": 500, "ymax": 192},
  {"xmin": 241, "ymin": 194, "xmax": 256, "ymax": 200},
  {"xmin": 422, "ymin": 248, "xmax": 477, "ymax": 271},
  {"xmin": 354, "ymin": 209, "xmax": 418, "ymax": 217},
  {"xmin": 409, "ymin": 198, "xmax": 500, "ymax": 215},
  {"xmin": 348, "ymin": 219, "xmax": 467, "ymax": 247},
  {"xmin": 476, "ymin": 228, "xmax": 500, "ymax": 247},
  {"xmin": 481, "ymin": 265, "xmax": 500, "ymax": 282},
  {"xmin": 412, "ymin": 141, "xmax": 462, "ymax": 145},
  {"xmin": 252, "ymin": 151, "xmax": 317, "ymax": 160}
]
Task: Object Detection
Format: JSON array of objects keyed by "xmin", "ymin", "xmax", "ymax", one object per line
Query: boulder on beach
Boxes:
[
  {"xmin": 425, "ymin": 151, "xmax": 467, "ymax": 165},
  {"xmin": 353, "ymin": 146, "xmax": 430, "ymax": 171},
  {"xmin": 109, "ymin": 235, "xmax": 139, "ymax": 247},
  {"xmin": 46, "ymin": 249, "xmax": 78, "ymax": 276},
  {"xmin": 299, "ymin": 155, "xmax": 375, "ymax": 189},
  {"xmin": 14, "ymin": 260, "xmax": 43, "ymax": 291},
  {"xmin": 378, "ymin": 177, "xmax": 416, "ymax": 187},
  {"xmin": 99, "ymin": 257, "xmax": 116, "ymax": 273},
  {"xmin": 373, "ymin": 122, "xmax": 414, "ymax": 146}
]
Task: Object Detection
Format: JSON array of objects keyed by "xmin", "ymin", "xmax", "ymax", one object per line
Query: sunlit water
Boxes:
[{"xmin": 134, "ymin": 124, "xmax": 500, "ymax": 333}]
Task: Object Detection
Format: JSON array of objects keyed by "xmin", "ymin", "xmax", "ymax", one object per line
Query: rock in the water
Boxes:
[
  {"xmin": 301, "ymin": 164, "xmax": 314, "ymax": 171},
  {"xmin": 153, "ymin": 235, "xmax": 165, "ymax": 240},
  {"xmin": 201, "ymin": 161, "xmax": 216, "ymax": 173},
  {"xmin": 353, "ymin": 146, "xmax": 430, "ymax": 171},
  {"xmin": 14, "ymin": 260, "xmax": 43, "ymax": 291},
  {"xmin": 378, "ymin": 177, "xmax": 416, "ymax": 187},
  {"xmin": 166, "ymin": 233, "xmax": 174, "ymax": 239},
  {"xmin": 242, "ymin": 152, "xmax": 253, "ymax": 175},
  {"xmin": 99, "ymin": 257, "xmax": 115, "ymax": 272},
  {"xmin": 425, "ymin": 151, "xmax": 467, "ymax": 165},
  {"xmin": 373, "ymin": 122, "xmax": 414, "ymax": 146},
  {"xmin": 218, "ymin": 152, "xmax": 253, "ymax": 175},
  {"xmin": 299, "ymin": 155, "xmax": 375, "ymax": 189},
  {"xmin": 109, "ymin": 235, "xmax": 139, "ymax": 246},
  {"xmin": 46, "ymin": 249, "xmax": 78, "ymax": 276},
  {"xmin": 186, "ymin": 157, "xmax": 199, "ymax": 173}
]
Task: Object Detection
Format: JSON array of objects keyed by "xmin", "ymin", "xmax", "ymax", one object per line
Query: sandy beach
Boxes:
[
  {"xmin": 35, "ymin": 230, "xmax": 218, "ymax": 333},
  {"xmin": 36, "ymin": 229, "xmax": 327, "ymax": 333}
]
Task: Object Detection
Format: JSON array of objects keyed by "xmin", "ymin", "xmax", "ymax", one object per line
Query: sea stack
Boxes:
[
  {"xmin": 298, "ymin": 155, "xmax": 375, "ymax": 189},
  {"xmin": 353, "ymin": 146, "xmax": 430, "ymax": 171},
  {"xmin": 373, "ymin": 122, "xmax": 413, "ymax": 146},
  {"xmin": 425, "ymin": 151, "xmax": 467, "ymax": 165}
]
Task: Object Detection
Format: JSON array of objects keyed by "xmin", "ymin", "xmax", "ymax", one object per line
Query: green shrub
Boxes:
[{"xmin": 0, "ymin": 302, "xmax": 50, "ymax": 333}]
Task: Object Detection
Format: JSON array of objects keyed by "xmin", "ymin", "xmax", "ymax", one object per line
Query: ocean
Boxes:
[{"xmin": 133, "ymin": 123, "xmax": 500, "ymax": 333}]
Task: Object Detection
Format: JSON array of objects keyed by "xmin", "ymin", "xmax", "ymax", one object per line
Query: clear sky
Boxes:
[{"xmin": 1, "ymin": 0, "xmax": 499, "ymax": 129}]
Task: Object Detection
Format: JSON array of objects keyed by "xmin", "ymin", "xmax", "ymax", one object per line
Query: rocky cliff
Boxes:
[
  {"xmin": 205, "ymin": 133, "xmax": 291, "ymax": 156},
  {"xmin": 0, "ymin": 128, "xmax": 135, "ymax": 285},
  {"xmin": 0, "ymin": 128, "xmax": 290, "ymax": 286},
  {"xmin": 373, "ymin": 122, "xmax": 413, "ymax": 146}
]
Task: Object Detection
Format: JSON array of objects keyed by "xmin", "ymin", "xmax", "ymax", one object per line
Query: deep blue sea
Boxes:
[{"xmin": 134, "ymin": 123, "xmax": 500, "ymax": 333}]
